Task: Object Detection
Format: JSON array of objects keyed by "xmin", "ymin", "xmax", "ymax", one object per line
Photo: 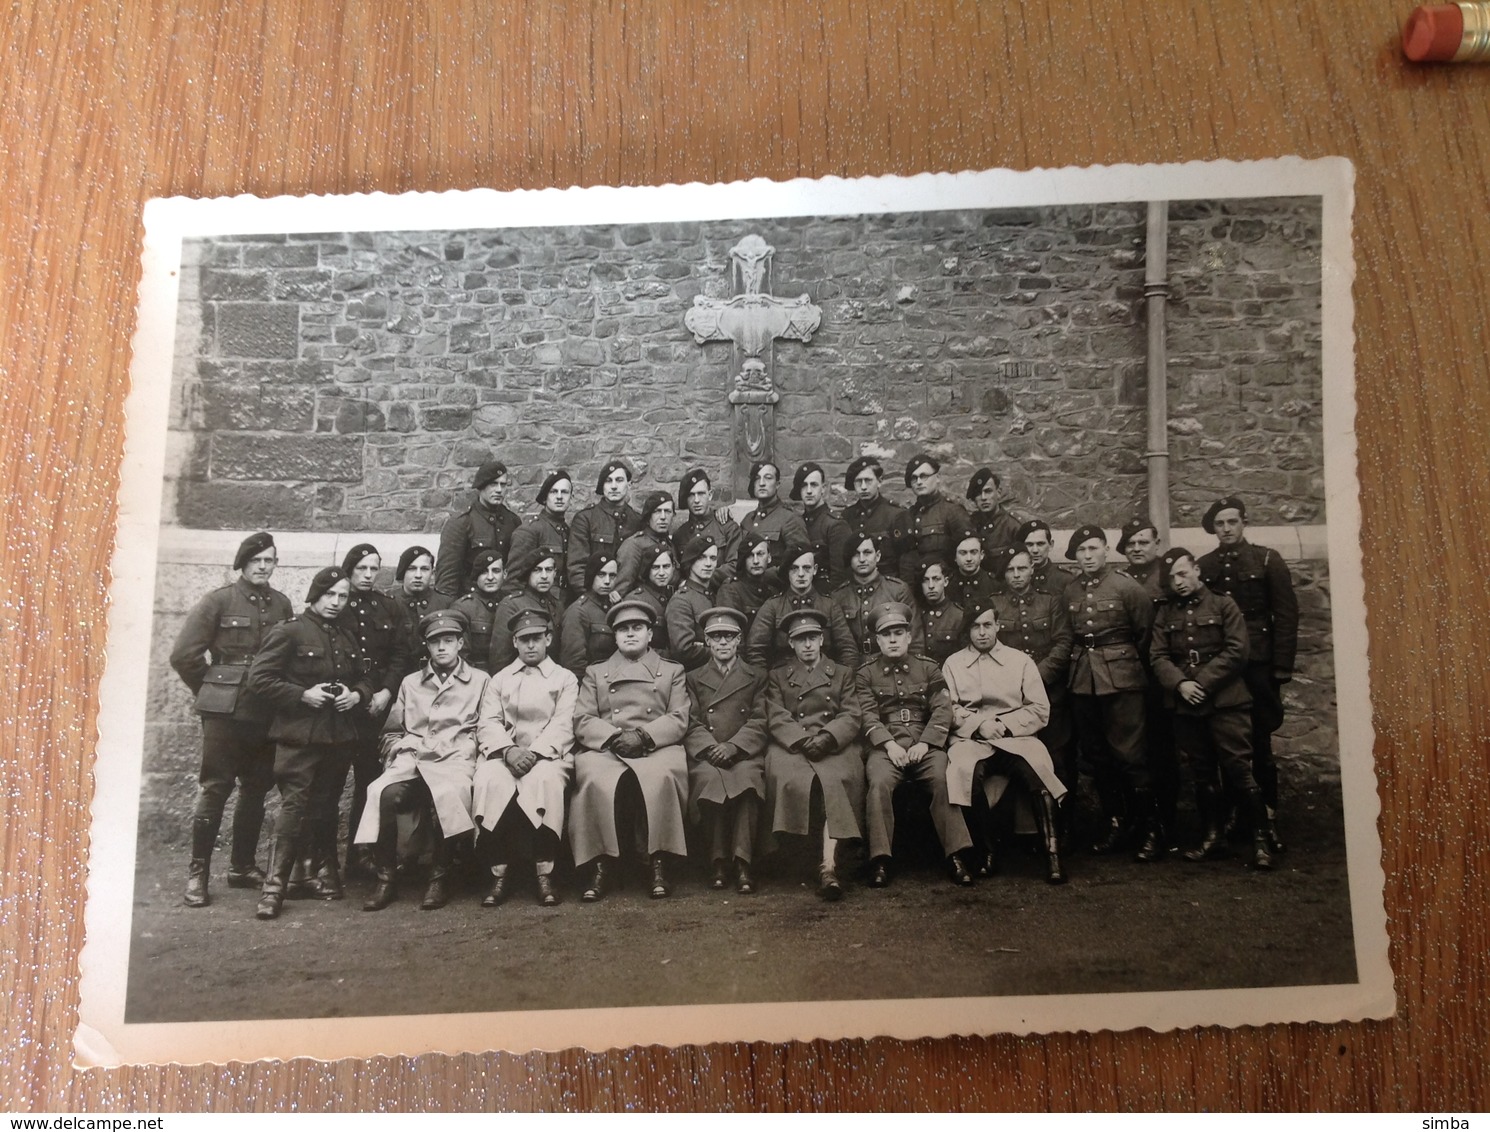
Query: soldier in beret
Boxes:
[
  {"xmin": 355, "ymin": 609, "xmax": 488, "ymax": 912},
  {"xmin": 449, "ymin": 549, "xmax": 507, "ymax": 673},
  {"xmin": 246, "ymin": 567, "xmax": 372, "ymax": 920},
  {"xmin": 966, "ymin": 468, "xmax": 1025, "ymax": 557},
  {"xmin": 614, "ymin": 489, "xmax": 677, "ymax": 598},
  {"xmin": 684, "ymin": 607, "xmax": 770, "ymax": 893},
  {"xmin": 914, "ymin": 557, "xmax": 968, "ymax": 667},
  {"xmin": 435, "ymin": 459, "xmax": 522, "ymax": 598},
  {"xmin": 739, "ymin": 461, "xmax": 810, "ymax": 551},
  {"xmin": 666, "ymin": 535, "xmax": 722, "ymax": 670},
  {"xmin": 856, "ymin": 602, "xmax": 971, "ymax": 888},
  {"xmin": 1197, "ymin": 496, "xmax": 1298, "ymax": 852},
  {"xmin": 570, "ymin": 599, "xmax": 692, "ymax": 901},
  {"xmin": 1063, "ymin": 524, "xmax": 1162, "ymax": 861},
  {"xmin": 745, "ymin": 545, "xmax": 860, "ymax": 671},
  {"xmin": 472, "ymin": 608, "xmax": 580, "ymax": 908},
  {"xmin": 565, "ymin": 459, "xmax": 643, "ymax": 597},
  {"xmin": 947, "ymin": 533, "xmax": 1001, "ymax": 615},
  {"xmin": 1018, "ymin": 519, "xmax": 1076, "ymax": 598},
  {"xmin": 840, "ymin": 456, "xmax": 908, "ymax": 559},
  {"xmin": 559, "ymin": 551, "xmax": 621, "ymax": 678},
  {"xmin": 671, "ymin": 468, "xmax": 743, "ymax": 589},
  {"xmin": 619, "ymin": 543, "xmax": 680, "ymax": 657},
  {"xmin": 387, "ymin": 545, "xmax": 452, "ymax": 671},
  {"xmin": 1150, "ymin": 549, "xmax": 1273, "ymax": 870},
  {"xmin": 1116, "ymin": 518, "xmax": 1165, "ymax": 601},
  {"xmin": 716, "ymin": 535, "xmax": 778, "ymax": 630},
  {"xmin": 509, "ymin": 470, "xmax": 574, "ymax": 607},
  {"xmin": 169, "ymin": 531, "xmax": 294, "ymax": 907},
  {"xmin": 792, "ymin": 461, "xmax": 853, "ymax": 595},
  {"xmin": 891, "ymin": 453, "xmax": 973, "ymax": 584},
  {"xmin": 831, "ymin": 534, "xmax": 923, "ymax": 661},
  {"xmin": 763, "ymin": 608, "xmax": 867, "ymax": 901},
  {"xmin": 488, "ymin": 548, "xmax": 566, "ymax": 674}
]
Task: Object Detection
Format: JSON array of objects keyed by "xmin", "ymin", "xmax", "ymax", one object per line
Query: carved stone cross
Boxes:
[{"xmin": 684, "ymin": 234, "xmax": 822, "ymax": 494}]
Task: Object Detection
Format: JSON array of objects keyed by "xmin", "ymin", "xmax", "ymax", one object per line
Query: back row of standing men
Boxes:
[{"xmin": 170, "ymin": 451, "xmax": 1299, "ymax": 912}]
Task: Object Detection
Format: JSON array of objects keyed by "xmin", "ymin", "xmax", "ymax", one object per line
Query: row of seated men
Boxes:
[{"xmin": 169, "ymin": 468, "xmax": 1299, "ymax": 914}]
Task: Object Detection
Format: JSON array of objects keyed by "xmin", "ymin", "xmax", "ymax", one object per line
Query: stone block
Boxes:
[
  {"xmin": 272, "ymin": 270, "xmax": 334, "ymax": 301},
  {"xmin": 200, "ymin": 270, "xmax": 269, "ymax": 301},
  {"xmin": 421, "ymin": 406, "xmax": 471, "ymax": 431},
  {"xmin": 175, "ymin": 481, "xmax": 314, "ymax": 528},
  {"xmin": 198, "ymin": 384, "xmax": 315, "ymax": 431},
  {"xmin": 244, "ymin": 243, "xmax": 320, "ymax": 268},
  {"xmin": 211, "ymin": 433, "xmax": 363, "ymax": 482},
  {"xmin": 335, "ymin": 401, "xmax": 386, "ymax": 433},
  {"xmin": 215, "ymin": 304, "xmax": 299, "ymax": 359}
]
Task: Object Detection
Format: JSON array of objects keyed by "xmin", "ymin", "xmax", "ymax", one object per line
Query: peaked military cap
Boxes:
[
  {"xmin": 701, "ymin": 606, "xmax": 749, "ymax": 635},
  {"xmin": 420, "ymin": 608, "xmax": 469, "ymax": 640},
  {"xmin": 507, "ymin": 608, "xmax": 552, "ymax": 638},
  {"xmin": 781, "ymin": 607, "xmax": 829, "ymax": 639},
  {"xmin": 869, "ymin": 601, "xmax": 913, "ymax": 634},
  {"xmin": 607, "ymin": 598, "xmax": 657, "ymax": 630}
]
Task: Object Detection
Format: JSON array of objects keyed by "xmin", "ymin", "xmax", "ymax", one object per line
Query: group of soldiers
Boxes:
[{"xmin": 169, "ymin": 451, "xmax": 1300, "ymax": 916}]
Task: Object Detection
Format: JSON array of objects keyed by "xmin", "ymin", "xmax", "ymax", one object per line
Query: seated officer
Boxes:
[
  {"xmin": 684, "ymin": 607, "xmax": 770, "ymax": 894},
  {"xmin": 856, "ymin": 603, "xmax": 971, "ymax": 888},
  {"xmin": 472, "ymin": 609, "xmax": 580, "ymax": 907},
  {"xmin": 355, "ymin": 609, "xmax": 487, "ymax": 912}
]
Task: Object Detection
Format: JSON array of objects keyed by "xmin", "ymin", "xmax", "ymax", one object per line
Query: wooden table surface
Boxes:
[{"xmin": 3, "ymin": 0, "xmax": 1487, "ymax": 1111}]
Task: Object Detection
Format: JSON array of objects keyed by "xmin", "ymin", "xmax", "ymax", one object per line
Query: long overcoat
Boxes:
[
  {"xmin": 764, "ymin": 656, "xmax": 866, "ymax": 842},
  {"xmin": 471, "ymin": 655, "xmax": 578, "ymax": 839},
  {"xmin": 684, "ymin": 659, "xmax": 769, "ymax": 819},
  {"xmin": 941, "ymin": 643, "xmax": 1065, "ymax": 807}
]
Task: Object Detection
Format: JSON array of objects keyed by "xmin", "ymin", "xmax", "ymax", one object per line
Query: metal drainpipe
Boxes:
[{"xmin": 1144, "ymin": 201, "xmax": 1171, "ymax": 542}]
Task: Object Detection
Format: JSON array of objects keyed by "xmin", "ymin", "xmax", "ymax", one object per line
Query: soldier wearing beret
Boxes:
[
  {"xmin": 387, "ymin": 545, "xmax": 452, "ymax": 670},
  {"xmin": 831, "ymin": 534, "xmax": 923, "ymax": 661},
  {"xmin": 1197, "ymin": 496, "xmax": 1298, "ymax": 852},
  {"xmin": 619, "ymin": 543, "xmax": 680, "ymax": 657},
  {"xmin": 559, "ymin": 551, "xmax": 621, "ymax": 678},
  {"xmin": 855, "ymin": 603, "xmax": 971, "ymax": 888},
  {"xmin": 914, "ymin": 557, "xmax": 968, "ymax": 667},
  {"xmin": 666, "ymin": 535, "xmax": 722, "ymax": 670},
  {"xmin": 355, "ymin": 609, "xmax": 488, "ymax": 912},
  {"xmin": 246, "ymin": 568, "xmax": 373, "ymax": 920},
  {"xmin": 570, "ymin": 599, "xmax": 692, "ymax": 902},
  {"xmin": 169, "ymin": 531, "xmax": 294, "ymax": 907},
  {"xmin": 508, "ymin": 470, "xmax": 574, "ymax": 607},
  {"xmin": 716, "ymin": 535, "xmax": 778, "ymax": 631},
  {"xmin": 672, "ymin": 468, "xmax": 743, "ymax": 588},
  {"xmin": 565, "ymin": 459, "xmax": 643, "ymax": 597},
  {"xmin": 763, "ymin": 608, "xmax": 867, "ymax": 901},
  {"xmin": 792, "ymin": 461, "xmax": 853, "ymax": 595},
  {"xmin": 1116, "ymin": 518, "xmax": 1165, "ymax": 601},
  {"xmin": 472, "ymin": 608, "xmax": 580, "ymax": 908},
  {"xmin": 488, "ymin": 548, "xmax": 566, "ymax": 674},
  {"xmin": 435, "ymin": 459, "xmax": 522, "ymax": 598},
  {"xmin": 448, "ymin": 550, "xmax": 507, "ymax": 672},
  {"xmin": 745, "ymin": 545, "xmax": 861, "ymax": 671},
  {"xmin": 1018, "ymin": 519, "xmax": 1076, "ymax": 598},
  {"xmin": 892, "ymin": 453, "xmax": 973, "ymax": 583},
  {"xmin": 612, "ymin": 489, "xmax": 677, "ymax": 599},
  {"xmin": 684, "ymin": 607, "xmax": 770, "ymax": 893},
  {"xmin": 966, "ymin": 468, "xmax": 1025, "ymax": 557},
  {"xmin": 840, "ymin": 457, "xmax": 909, "ymax": 561},
  {"xmin": 1150, "ymin": 549, "xmax": 1274, "ymax": 870},
  {"xmin": 1063, "ymin": 524, "xmax": 1162, "ymax": 861},
  {"xmin": 739, "ymin": 461, "xmax": 810, "ymax": 551},
  {"xmin": 947, "ymin": 533, "xmax": 1002, "ymax": 616}
]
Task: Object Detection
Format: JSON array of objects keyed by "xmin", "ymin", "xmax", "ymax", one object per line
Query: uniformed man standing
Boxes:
[
  {"xmin": 1018, "ymin": 519, "xmax": 1075, "ymax": 598},
  {"xmin": 435, "ymin": 459, "xmax": 522, "ymax": 598},
  {"xmin": 1063, "ymin": 524, "xmax": 1161, "ymax": 861},
  {"xmin": 966, "ymin": 468, "xmax": 1024, "ymax": 556},
  {"xmin": 386, "ymin": 545, "xmax": 452, "ymax": 669},
  {"xmin": 509, "ymin": 470, "xmax": 574, "ymax": 607},
  {"xmin": 614, "ymin": 490, "xmax": 677, "ymax": 597},
  {"xmin": 672, "ymin": 468, "xmax": 743, "ymax": 588},
  {"xmin": 830, "ymin": 535, "xmax": 922, "ymax": 660},
  {"xmin": 840, "ymin": 456, "xmax": 908, "ymax": 556},
  {"xmin": 739, "ymin": 461, "xmax": 810, "ymax": 551},
  {"xmin": 169, "ymin": 531, "xmax": 294, "ymax": 907},
  {"xmin": 1197, "ymin": 496, "xmax": 1299, "ymax": 852},
  {"xmin": 1150, "ymin": 549, "xmax": 1274, "ymax": 870},
  {"xmin": 791, "ymin": 461, "xmax": 853, "ymax": 595},
  {"xmin": 892, "ymin": 454, "xmax": 972, "ymax": 583},
  {"xmin": 947, "ymin": 534, "xmax": 1001, "ymax": 615},
  {"xmin": 1117, "ymin": 519, "xmax": 1165, "ymax": 600},
  {"xmin": 565, "ymin": 459, "xmax": 642, "ymax": 597}
]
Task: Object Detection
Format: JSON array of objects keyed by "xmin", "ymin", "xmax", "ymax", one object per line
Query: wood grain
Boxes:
[{"xmin": 3, "ymin": 0, "xmax": 1487, "ymax": 1110}]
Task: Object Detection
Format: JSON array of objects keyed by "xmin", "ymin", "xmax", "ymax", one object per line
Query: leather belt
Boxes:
[
  {"xmin": 1076, "ymin": 633, "xmax": 1132, "ymax": 649},
  {"xmin": 887, "ymin": 708, "xmax": 927, "ymax": 725}
]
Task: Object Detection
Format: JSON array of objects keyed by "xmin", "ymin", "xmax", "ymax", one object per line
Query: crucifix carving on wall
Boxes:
[{"xmin": 684, "ymin": 234, "xmax": 822, "ymax": 495}]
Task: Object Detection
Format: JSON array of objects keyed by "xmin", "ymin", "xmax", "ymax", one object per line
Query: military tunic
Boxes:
[
  {"xmin": 672, "ymin": 512, "xmax": 743, "ymax": 587},
  {"xmin": 764, "ymin": 657, "xmax": 867, "ymax": 841},
  {"xmin": 449, "ymin": 591, "xmax": 505, "ymax": 672},
  {"xmin": 435, "ymin": 501, "xmax": 522, "ymax": 597},
  {"xmin": 918, "ymin": 599, "xmax": 968, "ymax": 666},
  {"xmin": 665, "ymin": 579, "xmax": 717, "ymax": 670},
  {"xmin": 841, "ymin": 495, "xmax": 908, "ymax": 557},
  {"xmin": 340, "ymin": 589, "xmax": 414, "ymax": 854},
  {"xmin": 992, "ymin": 587, "xmax": 1076, "ymax": 786},
  {"xmin": 487, "ymin": 587, "xmax": 566, "ymax": 674},
  {"xmin": 739, "ymin": 496, "xmax": 810, "ymax": 552},
  {"xmin": 716, "ymin": 575, "xmax": 778, "ymax": 630},
  {"xmin": 948, "ymin": 568, "xmax": 1001, "ymax": 617},
  {"xmin": 509, "ymin": 510, "xmax": 573, "ymax": 606},
  {"xmin": 558, "ymin": 591, "xmax": 617, "ymax": 678},
  {"xmin": 566, "ymin": 502, "xmax": 642, "ymax": 594},
  {"xmin": 386, "ymin": 586, "xmax": 453, "ymax": 673},
  {"xmin": 570, "ymin": 649, "xmax": 691, "ymax": 865},
  {"xmin": 970, "ymin": 504, "xmax": 1024, "ymax": 557},
  {"xmin": 830, "ymin": 573, "xmax": 924, "ymax": 660},
  {"xmin": 746, "ymin": 591, "xmax": 861, "ymax": 671},
  {"xmin": 1031, "ymin": 561, "xmax": 1077, "ymax": 598},
  {"xmin": 802, "ymin": 503, "xmax": 855, "ymax": 594},
  {"xmin": 893, "ymin": 492, "xmax": 973, "ymax": 582},
  {"xmin": 855, "ymin": 654, "xmax": 970, "ymax": 859},
  {"xmin": 613, "ymin": 528, "xmax": 675, "ymax": 599}
]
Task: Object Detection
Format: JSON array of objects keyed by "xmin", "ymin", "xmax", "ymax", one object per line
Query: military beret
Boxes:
[
  {"xmin": 777, "ymin": 542, "xmax": 817, "ymax": 585},
  {"xmin": 677, "ymin": 533, "xmax": 718, "ymax": 571},
  {"xmin": 789, "ymin": 461, "xmax": 826, "ymax": 502},
  {"xmin": 473, "ymin": 459, "xmax": 508, "ymax": 490},
  {"xmin": 607, "ymin": 598, "xmax": 657, "ymax": 630},
  {"xmin": 736, "ymin": 533, "xmax": 771, "ymax": 574},
  {"xmin": 677, "ymin": 468, "xmax": 711, "ymax": 508},
  {"xmin": 1016, "ymin": 519, "xmax": 1053, "ymax": 543},
  {"xmin": 844, "ymin": 455, "xmax": 883, "ymax": 489},
  {"xmin": 701, "ymin": 606, "xmax": 749, "ymax": 635},
  {"xmin": 340, "ymin": 542, "xmax": 380, "ymax": 576},
  {"xmin": 914, "ymin": 555, "xmax": 953, "ymax": 587},
  {"xmin": 507, "ymin": 608, "xmax": 552, "ymax": 638},
  {"xmin": 984, "ymin": 545, "xmax": 1021, "ymax": 579},
  {"xmin": 584, "ymin": 550, "xmax": 620, "ymax": 589},
  {"xmin": 396, "ymin": 544, "xmax": 435, "ymax": 581},
  {"xmin": 594, "ymin": 458, "xmax": 632, "ymax": 494},
  {"xmin": 966, "ymin": 467, "xmax": 1000, "ymax": 501},
  {"xmin": 869, "ymin": 601, "xmax": 912, "ymax": 634},
  {"xmin": 1202, "ymin": 496, "xmax": 1247, "ymax": 534},
  {"xmin": 1116, "ymin": 518, "xmax": 1158, "ymax": 554},
  {"xmin": 507, "ymin": 546, "xmax": 559, "ymax": 582},
  {"xmin": 639, "ymin": 490, "xmax": 673, "ymax": 525},
  {"xmin": 956, "ymin": 532, "xmax": 985, "ymax": 553},
  {"xmin": 305, "ymin": 566, "xmax": 347, "ymax": 604},
  {"xmin": 747, "ymin": 460, "xmax": 779, "ymax": 492},
  {"xmin": 781, "ymin": 607, "xmax": 829, "ymax": 639},
  {"xmin": 845, "ymin": 533, "xmax": 887, "ymax": 570},
  {"xmin": 470, "ymin": 549, "xmax": 505, "ymax": 580},
  {"xmin": 1065, "ymin": 524, "xmax": 1109, "ymax": 560},
  {"xmin": 904, "ymin": 452, "xmax": 940, "ymax": 487},
  {"xmin": 420, "ymin": 608, "xmax": 469, "ymax": 640},
  {"xmin": 232, "ymin": 531, "xmax": 275, "ymax": 572},
  {"xmin": 1158, "ymin": 547, "xmax": 1198, "ymax": 592},
  {"xmin": 536, "ymin": 469, "xmax": 573, "ymax": 504}
]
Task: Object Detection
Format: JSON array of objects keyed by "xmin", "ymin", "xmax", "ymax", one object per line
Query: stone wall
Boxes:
[{"xmin": 166, "ymin": 198, "xmax": 1322, "ymax": 532}]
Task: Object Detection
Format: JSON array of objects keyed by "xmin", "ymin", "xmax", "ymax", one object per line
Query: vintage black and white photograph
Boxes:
[{"xmin": 78, "ymin": 161, "xmax": 1390, "ymax": 1065}]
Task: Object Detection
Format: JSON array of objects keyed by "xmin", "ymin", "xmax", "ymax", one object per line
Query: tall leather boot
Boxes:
[
  {"xmin": 1184, "ymin": 784, "xmax": 1226, "ymax": 862},
  {"xmin": 256, "ymin": 833, "xmax": 297, "ymax": 920},
  {"xmin": 183, "ymin": 816, "xmax": 218, "ymax": 907},
  {"xmin": 1038, "ymin": 792, "xmax": 1067, "ymax": 885},
  {"xmin": 363, "ymin": 829, "xmax": 399, "ymax": 911},
  {"xmin": 420, "ymin": 837, "xmax": 453, "ymax": 910},
  {"xmin": 1133, "ymin": 790, "xmax": 1165, "ymax": 863},
  {"xmin": 1247, "ymin": 789, "xmax": 1276, "ymax": 871},
  {"xmin": 304, "ymin": 816, "xmax": 343, "ymax": 900},
  {"xmin": 227, "ymin": 810, "xmax": 266, "ymax": 889}
]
